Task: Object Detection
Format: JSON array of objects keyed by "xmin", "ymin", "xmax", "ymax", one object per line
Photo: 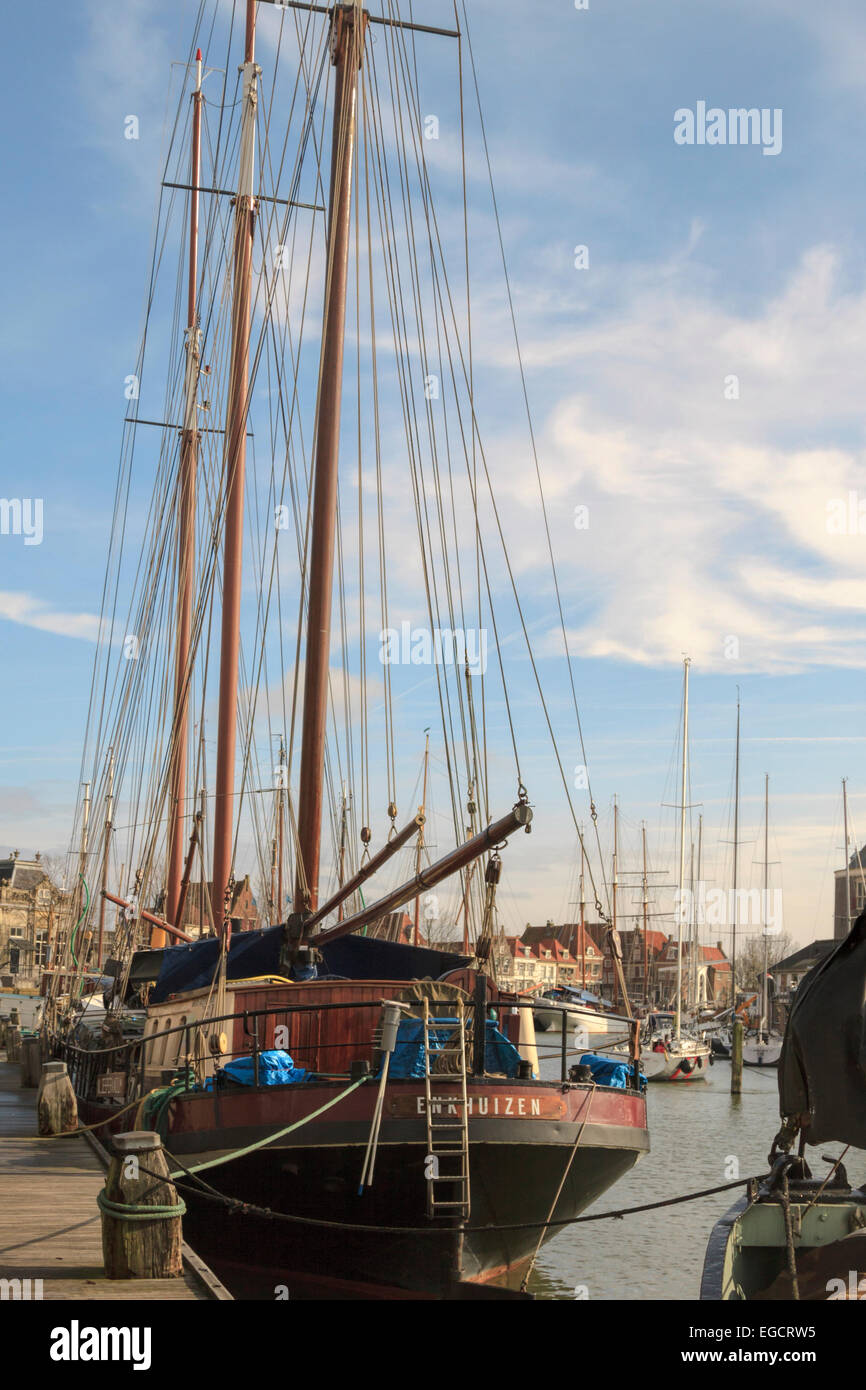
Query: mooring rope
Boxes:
[{"xmin": 132, "ymin": 1155, "xmax": 768, "ymax": 1239}]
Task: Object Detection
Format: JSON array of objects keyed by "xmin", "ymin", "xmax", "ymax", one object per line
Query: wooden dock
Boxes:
[{"xmin": 0, "ymin": 1055, "xmax": 231, "ymax": 1301}]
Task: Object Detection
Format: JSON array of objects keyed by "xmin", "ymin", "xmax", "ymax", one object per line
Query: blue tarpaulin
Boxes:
[
  {"xmin": 221, "ymin": 1049, "xmax": 310, "ymax": 1087},
  {"xmin": 387, "ymin": 1017, "xmax": 523, "ymax": 1079},
  {"xmin": 147, "ymin": 925, "xmax": 471, "ymax": 1003},
  {"xmin": 150, "ymin": 925, "xmax": 286, "ymax": 1003},
  {"xmin": 579, "ymin": 1052, "xmax": 646, "ymax": 1090}
]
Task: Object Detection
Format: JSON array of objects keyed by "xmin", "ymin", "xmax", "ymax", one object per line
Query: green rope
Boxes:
[
  {"xmin": 140, "ymin": 1071, "xmax": 195, "ymax": 1141},
  {"xmin": 69, "ymin": 874, "xmax": 90, "ymax": 969},
  {"xmin": 97, "ymin": 1189, "xmax": 186, "ymax": 1222},
  {"xmin": 168, "ymin": 1074, "xmax": 369, "ymax": 1178}
]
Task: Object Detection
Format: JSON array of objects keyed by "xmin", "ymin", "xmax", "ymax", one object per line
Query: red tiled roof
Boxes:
[
  {"xmin": 535, "ymin": 937, "xmax": 574, "ymax": 961},
  {"xmin": 505, "ymin": 937, "xmax": 537, "ymax": 960},
  {"xmin": 701, "ymin": 946, "xmax": 730, "ymax": 964}
]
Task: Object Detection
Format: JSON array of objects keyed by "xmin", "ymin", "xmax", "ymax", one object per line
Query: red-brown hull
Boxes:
[{"xmin": 79, "ymin": 1076, "xmax": 648, "ymax": 1298}]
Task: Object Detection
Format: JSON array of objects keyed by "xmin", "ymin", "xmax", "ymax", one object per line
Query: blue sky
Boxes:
[{"xmin": 2, "ymin": 0, "xmax": 866, "ymax": 951}]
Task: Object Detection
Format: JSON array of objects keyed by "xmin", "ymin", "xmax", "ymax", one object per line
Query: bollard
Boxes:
[
  {"xmin": 6, "ymin": 1024, "xmax": 21, "ymax": 1063},
  {"xmin": 37, "ymin": 1061, "xmax": 79, "ymax": 1135},
  {"xmin": 730, "ymin": 1019, "xmax": 744, "ymax": 1097},
  {"xmin": 100, "ymin": 1132, "xmax": 185, "ymax": 1279},
  {"xmin": 20, "ymin": 1035, "xmax": 41, "ymax": 1088}
]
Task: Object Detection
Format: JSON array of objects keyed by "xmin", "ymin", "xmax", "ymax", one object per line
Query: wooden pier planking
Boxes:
[{"xmin": 0, "ymin": 1056, "xmax": 231, "ymax": 1300}]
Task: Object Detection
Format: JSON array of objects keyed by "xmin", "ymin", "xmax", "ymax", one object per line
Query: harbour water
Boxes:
[{"xmin": 530, "ymin": 1054, "xmax": 863, "ymax": 1300}]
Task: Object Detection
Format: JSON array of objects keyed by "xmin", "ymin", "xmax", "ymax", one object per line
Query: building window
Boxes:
[{"xmin": 9, "ymin": 927, "xmax": 23, "ymax": 938}]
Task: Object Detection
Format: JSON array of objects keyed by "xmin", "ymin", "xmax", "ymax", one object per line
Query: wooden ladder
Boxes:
[{"xmin": 423, "ymin": 998, "xmax": 471, "ymax": 1221}]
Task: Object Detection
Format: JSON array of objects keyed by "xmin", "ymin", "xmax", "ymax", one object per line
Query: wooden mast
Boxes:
[
  {"xmin": 641, "ymin": 823, "xmax": 648, "ymax": 1005},
  {"xmin": 96, "ymin": 747, "xmax": 115, "ymax": 969},
  {"xmin": 210, "ymin": 2, "xmax": 258, "ymax": 941},
  {"xmin": 277, "ymin": 735, "xmax": 286, "ymax": 921},
  {"xmin": 166, "ymin": 48, "xmax": 203, "ymax": 937},
  {"xmin": 611, "ymin": 795, "xmax": 618, "ymax": 1007},
  {"xmin": 579, "ymin": 833, "xmax": 586, "ymax": 991},
  {"xmin": 295, "ymin": 4, "xmax": 368, "ymax": 917},
  {"xmin": 413, "ymin": 732, "xmax": 430, "ymax": 944}
]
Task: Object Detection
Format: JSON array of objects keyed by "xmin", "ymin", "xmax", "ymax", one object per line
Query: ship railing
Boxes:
[{"xmin": 54, "ymin": 992, "xmax": 644, "ymax": 1097}]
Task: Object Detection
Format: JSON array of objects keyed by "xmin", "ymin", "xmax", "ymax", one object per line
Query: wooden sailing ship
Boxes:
[{"xmin": 47, "ymin": 0, "xmax": 649, "ymax": 1298}]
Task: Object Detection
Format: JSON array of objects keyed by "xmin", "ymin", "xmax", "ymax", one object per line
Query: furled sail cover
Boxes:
[
  {"xmin": 778, "ymin": 910, "xmax": 866, "ymax": 1147},
  {"xmin": 145, "ymin": 925, "xmax": 470, "ymax": 1003}
]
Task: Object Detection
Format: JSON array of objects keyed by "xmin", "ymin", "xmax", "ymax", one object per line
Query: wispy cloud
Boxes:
[{"xmin": 0, "ymin": 591, "xmax": 101, "ymax": 642}]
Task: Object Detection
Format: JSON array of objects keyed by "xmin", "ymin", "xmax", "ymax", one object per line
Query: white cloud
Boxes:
[
  {"xmin": 456, "ymin": 243, "xmax": 866, "ymax": 675},
  {"xmin": 0, "ymin": 591, "xmax": 101, "ymax": 642}
]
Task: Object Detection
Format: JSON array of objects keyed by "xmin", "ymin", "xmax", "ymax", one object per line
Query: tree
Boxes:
[{"xmin": 734, "ymin": 932, "xmax": 795, "ymax": 996}]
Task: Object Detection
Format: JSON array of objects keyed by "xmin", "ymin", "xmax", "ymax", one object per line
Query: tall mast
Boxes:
[
  {"xmin": 336, "ymin": 784, "xmax": 349, "ymax": 923},
  {"xmin": 277, "ymin": 735, "xmax": 286, "ymax": 921},
  {"xmin": 210, "ymin": 3, "xmax": 258, "ymax": 939},
  {"xmin": 692, "ymin": 814, "xmax": 702, "ymax": 1007},
  {"xmin": 761, "ymin": 773, "xmax": 769, "ymax": 1036},
  {"xmin": 413, "ymin": 732, "xmax": 430, "ymax": 945},
  {"xmin": 612, "ymin": 795, "xmax": 618, "ymax": 1006},
  {"xmin": 167, "ymin": 48, "xmax": 204, "ymax": 935},
  {"xmin": 687, "ymin": 839, "xmax": 695, "ymax": 1012},
  {"xmin": 641, "ymin": 823, "xmax": 648, "ymax": 1006},
  {"xmin": 579, "ymin": 832, "xmax": 586, "ymax": 991},
  {"xmin": 843, "ymin": 776, "xmax": 851, "ymax": 938},
  {"xmin": 675, "ymin": 657, "xmax": 690, "ymax": 1041},
  {"xmin": 96, "ymin": 747, "xmax": 115, "ymax": 969},
  {"xmin": 732, "ymin": 692, "xmax": 740, "ymax": 1008},
  {"xmin": 295, "ymin": 5, "xmax": 368, "ymax": 916}
]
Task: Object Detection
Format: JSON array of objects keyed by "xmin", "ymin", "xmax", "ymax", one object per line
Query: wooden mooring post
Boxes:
[
  {"xmin": 5, "ymin": 1024, "xmax": 21, "ymax": 1062},
  {"xmin": 37, "ymin": 1060, "xmax": 79, "ymax": 1135},
  {"xmin": 730, "ymin": 1019, "xmax": 743, "ymax": 1096},
  {"xmin": 100, "ymin": 1131, "xmax": 185, "ymax": 1279},
  {"xmin": 20, "ymin": 1034, "xmax": 41, "ymax": 1087}
]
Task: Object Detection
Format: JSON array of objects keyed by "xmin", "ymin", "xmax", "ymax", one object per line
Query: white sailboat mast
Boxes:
[
  {"xmin": 675, "ymin": 657, "xmax": 690, "ymax": 1041},
  {"xmin": 843, "ymin": 776, "xmax": 851, "ymax": 936},
  {"xmin": 761, "ymin": 772, "xmax": 769, "ymax": 1035}
]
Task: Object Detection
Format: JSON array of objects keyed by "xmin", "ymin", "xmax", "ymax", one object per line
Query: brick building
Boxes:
[{"xmin": 0, "ymin": 852, "xmax": 64, "ymax": 987}]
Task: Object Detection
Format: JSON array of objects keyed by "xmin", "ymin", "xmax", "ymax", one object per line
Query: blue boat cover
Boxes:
[
  {"xmin": 319, "ymin": 933, "xmax": 470, "ymax": 982},
  {"xmin": 148, "ymin": 924, "xmax": 470, "ymax": 1002},
  {"xmin": 388, "ymin": 1017, "xmax": 523, "ymax": 1079},
  {"xmin": 579, "ymin": 1052, "xmax": 646, "ymax": 1090},
  {"xmin": 221, "ymin": 1049, "xmax": 309, "ymax": 1086}
]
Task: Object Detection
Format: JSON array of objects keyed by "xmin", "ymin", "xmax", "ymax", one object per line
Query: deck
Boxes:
[{"xmin": 0, "ymin": 1054, "xmax": 231, "ymax": 1301}]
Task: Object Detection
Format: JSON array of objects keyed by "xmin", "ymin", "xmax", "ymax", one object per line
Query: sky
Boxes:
[{"xmin": 2, "ymin": 0, "xmax": 866, "ymax": 954}]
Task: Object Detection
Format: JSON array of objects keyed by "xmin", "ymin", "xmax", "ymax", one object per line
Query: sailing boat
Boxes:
[
  {"xmin": 742, "ymin": 774, "xmax": 783, "ymax": 1068},
  {"xmin": 47, "ymin": 1, "xmax": 649, "ymax": 1299},
  {"xmin": 641, "ymin": 659, "xmax": 711, "ymax": 1082}
]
